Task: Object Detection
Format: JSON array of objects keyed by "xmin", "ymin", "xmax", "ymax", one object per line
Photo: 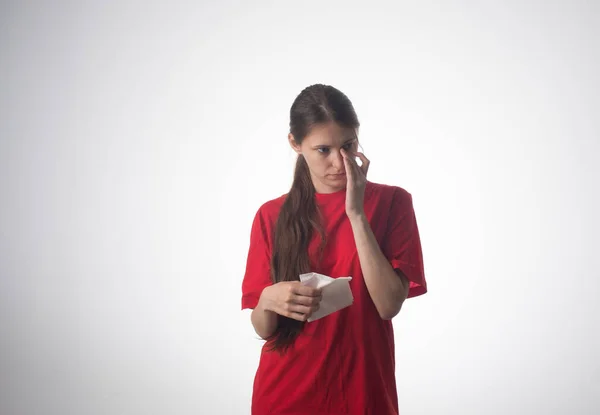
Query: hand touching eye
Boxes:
[{"xmin": 340, "ymin": 148, "xmax": 370, "ymax": 220}]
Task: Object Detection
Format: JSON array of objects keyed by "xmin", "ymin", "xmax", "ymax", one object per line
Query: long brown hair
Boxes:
[{"xmin": 267, "ymin": 84, "xmax": 360, "ymax": 353}]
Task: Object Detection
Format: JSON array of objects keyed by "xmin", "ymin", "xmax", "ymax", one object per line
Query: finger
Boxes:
[
  {"xmin": 281, "ymin": 304, "xmax": 317, "ymax": 321},
  {"xmin": 346, "ymin": 149, "xmax": 363, "ymax": 180},
  {"xmin": 286, "ymin": 311, "xmax": 310, "ymax": 321},
  {"xmin": 341, "ymin": 148, "xmax": 355, "ymax": 182},
  {"xmin": 293, "ymin": 283, "xmax": 322, "ymax": 297},
  {"xmin": 348, "ymin": 150, "xmax": 366, "ymax": 178},
  {"xmin": 354, "ymin": 151, "xmax": 370, "ymax": 176},
  {"xmin": 285, "ymin": 302, "xmax": 314, "ymax": 314},
  {"xmin": 291, "ymin": 293, "xmax": 321, "ymax": 306}
]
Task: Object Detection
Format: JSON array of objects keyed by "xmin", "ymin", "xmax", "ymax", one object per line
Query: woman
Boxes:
[{"xmin": 241, "ymin": 84, "xmax": 427, "ymax": 414}]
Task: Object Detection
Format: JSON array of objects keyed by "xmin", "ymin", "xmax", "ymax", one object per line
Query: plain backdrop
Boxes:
[{"xmin": 1, "ymin": 1, "xmax": 599, "ymax": 414}]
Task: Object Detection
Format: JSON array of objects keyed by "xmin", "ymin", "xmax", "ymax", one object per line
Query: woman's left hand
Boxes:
[{"xmin": 341, "ymin": 148, "xmax": 370, "ymax": 220}]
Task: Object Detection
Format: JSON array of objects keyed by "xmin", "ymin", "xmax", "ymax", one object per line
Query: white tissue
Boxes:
[{"xmin": 299, "ymin": 272, "xmax": 354, "ymax": 322}]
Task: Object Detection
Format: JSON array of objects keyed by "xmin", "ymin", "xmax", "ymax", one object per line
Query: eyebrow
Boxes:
[{"xmin": 312, "ymin": 138, "xmax": 356, "ymax": 149}]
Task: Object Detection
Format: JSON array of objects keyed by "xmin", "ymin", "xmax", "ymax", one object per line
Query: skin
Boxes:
[
  {"xmin": 251, "ymin": 122, "xmax": 410, "ymax": 340},
  {"xmin": 289, "ymin": 122, "xmax": 360, "ymax": 194}
]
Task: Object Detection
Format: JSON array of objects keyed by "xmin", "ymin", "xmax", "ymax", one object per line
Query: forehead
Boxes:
[{"xmin": 303, "ymin": 122, "xmax": 357, "ymax": 145}]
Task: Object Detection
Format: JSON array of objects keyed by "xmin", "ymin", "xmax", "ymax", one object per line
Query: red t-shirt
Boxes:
[{"xmin": 241, "ymin": 180, "xmax": 427, "ymax": 415}]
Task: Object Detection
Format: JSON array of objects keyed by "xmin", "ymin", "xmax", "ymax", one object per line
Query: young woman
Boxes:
[{"xmin": 241, "ymin": 84, "xmax": 427, "ymax": 414}]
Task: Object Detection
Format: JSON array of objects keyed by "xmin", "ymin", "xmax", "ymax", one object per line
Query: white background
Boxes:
[{"xmin": 1, "ymin": 1, "xmax": 599, "ymax": 414}]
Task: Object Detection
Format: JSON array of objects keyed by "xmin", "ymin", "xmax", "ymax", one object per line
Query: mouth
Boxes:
[{"xmin": 330, "ymin": 173, "xmax": 346, "ymax": 179}]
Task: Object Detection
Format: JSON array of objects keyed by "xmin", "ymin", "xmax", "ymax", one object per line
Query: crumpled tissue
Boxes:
[{"xmin": 299, "ymin": 272, "xmax": 354, "ymax": 322}]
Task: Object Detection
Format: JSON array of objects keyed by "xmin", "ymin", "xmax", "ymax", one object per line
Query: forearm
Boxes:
[
  {"xmin": 349, "ymin": 213, "xmax": 409, "ymax": 319},
  {"xmin": 251, "ymin": 289, "xmax": 278, "ymax": 339}
]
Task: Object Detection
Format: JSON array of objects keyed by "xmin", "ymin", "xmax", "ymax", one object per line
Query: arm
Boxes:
[
  {"xmin": 249, "ymin": 283, "xmax": 322, "ymax": 339},
  {"xmin": 349, "ymin": 213, "xmax": 410, "ymax": 320},
  {"xmin": 251, "ymin": 295, "xmax": 279, "ymax": 339}
]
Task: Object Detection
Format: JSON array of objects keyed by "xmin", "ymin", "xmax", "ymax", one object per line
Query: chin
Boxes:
[
  {"xmin": 328, "ymin": 176, "xmax": 347, "ymax": 184},
  {"xmin": 328, "ymin": 179, "xmax": 347, "ymax": 190}
]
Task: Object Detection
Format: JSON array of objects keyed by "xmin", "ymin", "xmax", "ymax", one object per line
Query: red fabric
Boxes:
[{"xmin": 241, "ymin": 181, "xmax": 427, "ymax": 415}]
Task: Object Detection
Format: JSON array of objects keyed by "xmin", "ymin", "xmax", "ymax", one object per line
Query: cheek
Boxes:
[
  {"xmin": 309, "ymin": 156, "xmax": 328, "ymax": 175},
  {"xmin": 304, "ymin": 154, "xmax": 321, "ymax": 171}
]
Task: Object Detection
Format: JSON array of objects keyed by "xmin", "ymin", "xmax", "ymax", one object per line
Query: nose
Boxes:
[{"xmin": 332, "ymin": 150, "xmax": 344, "ymax": 171}]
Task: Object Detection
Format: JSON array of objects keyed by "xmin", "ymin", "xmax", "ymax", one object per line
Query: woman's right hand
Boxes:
[{"xmin": 259, "ymin": 282, "xmax": 322, "ymax": 322}]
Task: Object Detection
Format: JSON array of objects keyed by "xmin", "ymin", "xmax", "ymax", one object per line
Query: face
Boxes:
[{"xmin": 289, "ymin": 122, "xmax": 359, "ymax": 194}]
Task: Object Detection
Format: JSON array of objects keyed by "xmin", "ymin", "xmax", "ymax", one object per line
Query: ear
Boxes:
[{"xmin": 288, "ymin": 133, "xmax": 302, "ymax": 154}]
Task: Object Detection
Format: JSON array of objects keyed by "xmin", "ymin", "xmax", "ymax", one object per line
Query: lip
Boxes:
[{"xmin": 330, "ymin": 173, "xmax": 346, "ymax": 179}]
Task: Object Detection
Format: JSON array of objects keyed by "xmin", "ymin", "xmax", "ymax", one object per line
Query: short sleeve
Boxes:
[
  {"xmin": 241, "ymin": 207, "xmax": 273, "ymax": 310},
  {"xmin": 382, "ymin": 188, "xmax": 427, "ymax": 298}
]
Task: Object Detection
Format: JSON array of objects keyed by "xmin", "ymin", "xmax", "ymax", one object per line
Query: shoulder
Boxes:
[
  {"xmin": 366, "ymin": 180, "xmax": 413, "ymax": 204},
  {"xmin": 247, "ymin": 193, "xmax": 287, "ymax": 246},
  {"xmin": 257, "ymin": 193, "xmax": 287, "ymax": 214},
  {"xmin": 252, "ymin": 192, "xmax": 287, "ymax": 225}
]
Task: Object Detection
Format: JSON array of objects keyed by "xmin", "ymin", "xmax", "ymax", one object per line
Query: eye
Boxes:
[{"xmin": 317, "ymin": 148, "xmax": 330, "ymax": 154}]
